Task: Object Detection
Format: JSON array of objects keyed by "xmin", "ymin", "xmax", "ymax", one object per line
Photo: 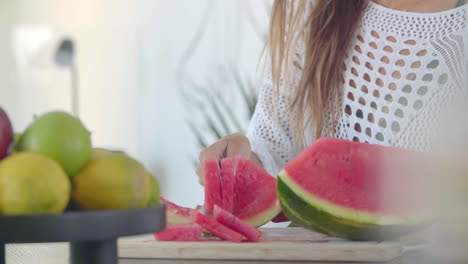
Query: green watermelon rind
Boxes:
[
  {"xmin": 277, "ymin": 172, "xmax": 429, "ymax": 241},
  {"xmin": 278, "ymin": 170, "xmax": 428, "ymax": 226},
  {"xmin": 242, "ymin": 201, "xmax": 282, "ymax": 227}
]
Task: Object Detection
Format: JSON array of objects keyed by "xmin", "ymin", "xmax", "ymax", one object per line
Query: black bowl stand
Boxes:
[{"xmin": 0, "ymin": 205, "xmax": 166, "ymax": 264}]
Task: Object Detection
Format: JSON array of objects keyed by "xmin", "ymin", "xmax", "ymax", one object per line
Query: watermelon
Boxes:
[
  {"xmin": 161, "ymin": 197, "xmax": 191, "ymax": 225},
  {"xmin": 233, "ymin": 156, "xmax": 281, "ymax": 227},
  {"xmin": 277, "ymin": 138, "xmax": 431, "ymax": 240},
  {"xmin": 220, "ymin": 158, "xmax": 235, "ymax": 212},
  {"xmin": 271, "ymin": 212, "xmax": 290, "ymax": 223},
  {"xmin": 214, "ymin": 205, "xmax": 262, "ymax": 242},
  {"xmin": 154, "ymin": 223, "xmax": 203, "ymax": 241},
  {"xmin": 201, "ymin": 156, "xmax": 280, "ymax": 227},
  {"xmin": 203, "ymin": 158, "xmax": 222, "ymax": 215},
  {"xmin": 190, "ymin": 209, "xmax": 244, "ymax": 243}
]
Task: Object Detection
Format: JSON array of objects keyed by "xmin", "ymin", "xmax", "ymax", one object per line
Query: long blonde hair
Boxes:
[{"xmin": 266, "ymin": 0, "xmax": 368, "ymax": 147}]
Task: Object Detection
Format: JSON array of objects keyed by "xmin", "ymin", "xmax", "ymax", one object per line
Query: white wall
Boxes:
[
  {"xmin": 1, "ymin": 0, "xmax": 143, "ymax": 152},
  {"xmin": 136, "ymin": 1, "xmax": 272, "ymax": 207},
  {"xmin": 0, "ymin": 1, "xmax": 19, "ymax": 121},
  {"xmin": 0, "ymin": 0, "xmax": 271, "ymax": 208}
]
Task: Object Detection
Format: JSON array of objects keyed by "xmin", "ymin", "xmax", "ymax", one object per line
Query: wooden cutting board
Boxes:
[{"xmin": 118, "ymin": 228, "xmax": 403, "ymax": 262}]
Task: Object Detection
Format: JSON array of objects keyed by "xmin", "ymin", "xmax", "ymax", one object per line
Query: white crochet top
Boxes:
[{"xmin": 247, "ymin": 1, "xmax": 468, "ymax": 176}]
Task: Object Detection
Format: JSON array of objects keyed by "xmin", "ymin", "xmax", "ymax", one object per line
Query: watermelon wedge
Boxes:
[
  {"xmin": 214, "ymin": 205, "xmax": 262, "ymax": 242},
  {"xmin": 220, "ymin": 158, "xmax": 235, "ymax": 212},
  {"xmin": 154, "ymin": 223, "xmax": 203, "ymax": 241},
  {"xmin": 190, "ymin": 209, "xmax": 244, "ymax": 243},
  {"xmin": 233, "ymin": 156, "xmax": 281, "ymax": 227},
  {"xmin": 202, "ymin": 156, "xmax": 280, "ymax": 227},
  {"xmin": 277, "ymin": 138, "xmax": 432, "ymax": 240},
  {"xmin": 161, "ymin": 197, "xmax": 192, "ymax": 225},
  {"xmin": 203, "ymin": 158, "xmax": 222, "ymax": 215}
]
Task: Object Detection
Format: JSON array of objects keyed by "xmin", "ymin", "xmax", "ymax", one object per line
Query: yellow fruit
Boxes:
[
  {"xmin": 91, "ymin": 148, "xmax": 114, "ymax": 159},
  {"xmin": 0, "ymin": 152, "xmax": 71, "ymax": 215},
  {"xmin": 147, "ymin": 171, "xmax": 160, "ymax": 206},
  {"xmin": 72, "ymin": 153, "xmax": 152, "ymax": 210}
]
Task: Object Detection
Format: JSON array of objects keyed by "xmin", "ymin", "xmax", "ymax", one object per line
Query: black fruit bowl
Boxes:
[{"xmin": 0, "ymin": 204, "xmax": 166, "ymax": 264}]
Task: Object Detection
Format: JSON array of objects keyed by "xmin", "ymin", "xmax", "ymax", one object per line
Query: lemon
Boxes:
[{"xmin": 0, "ymin": 152, "xmax": 71, "ymax": 215}]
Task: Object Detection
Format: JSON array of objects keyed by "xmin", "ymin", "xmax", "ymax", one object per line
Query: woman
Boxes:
[{"xmin": 197, "ymin": 0, "xmax": 468, "ymax": 182}]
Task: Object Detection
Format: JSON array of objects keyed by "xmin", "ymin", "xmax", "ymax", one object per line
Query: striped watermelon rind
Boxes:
[
  {"xmin": 242, "ymin": 202, "xmax": 281, "ymax": 227},
  {"xmin": 278, "ymin": 171, "xmax": 430, "ymax": 241},
  {"xmin": 196, "ymin": 201, "xmax": 280, "ymax": 228}
]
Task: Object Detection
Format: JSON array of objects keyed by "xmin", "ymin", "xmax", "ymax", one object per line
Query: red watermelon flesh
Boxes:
[
  {"xmin": 214, "ymin": 205, "xmax": 262, "ymax": 242},
  {"xmin": 233, "ymin": 156, "xmax": 279, "ymax": 224},
  {"xmin": 190, "ymin": 209, "xmax": 244, "ymax": 243},
  {"xmin": 220, "ymin": 158, "xmax": 235, "ymax": 212},
  {"xmin": 154, "ymin": 223, "xmax": 203, "ymax": 241},
  {"xmin": 204, "ymin": 158, "xmax": 222, "ymax": 215},
  {"xmin": 161, "ymin": 197, "xmax": 192, "ymax": 225},
  {"xmin": 283, "ymin": 137, "xmax": 429, "ymax": 217},
  {"xmin": 161, "ymin": 197, "xmax": 191, "ymax": 218},
  {"xmin": 271, "ymin": 212, "xmax": 290, "ymax": 223}
]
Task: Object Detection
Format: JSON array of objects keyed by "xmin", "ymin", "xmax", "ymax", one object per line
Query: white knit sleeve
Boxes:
[
  {"xmin": 246, "ymin": 58, "xmax": 301, "ymax": 177},
  {"xmin": 246, "ymin": 1, "xmax": 312, "ymax": 176}
]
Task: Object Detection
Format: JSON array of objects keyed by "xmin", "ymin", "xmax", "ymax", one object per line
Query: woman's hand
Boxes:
[{"xmin": 195, "ymin": 133, "xmax": 261, "ymax": 185}]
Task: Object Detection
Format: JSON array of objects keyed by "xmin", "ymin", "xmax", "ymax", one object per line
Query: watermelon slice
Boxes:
[
  {"xmin": 154, "ymin": 223, "xmax": 203, "ymax": 241},
  {"xmin": 220, "ymin": 158, "xmax": 235, "ymax": 212},
  {"xmin": 202, "ymin": 156, "xmax": 280, "ymax": 227},
  {"xmin": 233, "ymin": 156, "xmax": 281, "ymax": 227},
  {"xmin": 214, "ymin": 205, "xmax": 262, "ymax": 242},
  {"xmin": 277, "ymin": 138, "xmax": 431, "ymax": 240},
  {"xmin": 161, "ymin": 197, "xmax": 192, "ymax": 225},
  {"xmin": 203, "ymin": 158, "xmax": 222, "ymax": 215},
  {"xmin": 271, "ymin": 212, "xmax": 290, "ymax": 223},
  {"xmin": 190, "ymin": 209, "xmax": 244, "ymax": 243}
]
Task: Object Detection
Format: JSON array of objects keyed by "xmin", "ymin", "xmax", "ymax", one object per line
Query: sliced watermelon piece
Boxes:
[
  {"xmin": 220, "ymin": 158, "xmax": 235, "ymax": 212},
  {"xmin": 190, "ymin": 209, "xmax": 244, "ymax": 243},
  {"xmin": 233, "ymin": 156, "xmax": 281, "ymax": 227},
  {"xmin": 154, "ymin": 223, "xmax": 203, "ymax": 241},
  {"xmin": 199, "ymin": 155, "xmax": 282, "ymax": 230},
  {"xmin": 271, "ymin": 212, "xmax": 290, "ymax": 223},
  {"xmin": 278, "ymin": 137, "xmax": 431, "ymax": 240},
  {"xmin": 214, "ymin": 205, "xmax": 262, "ymax": 242},
  {"xmin": 161, "ymin": 197, "xmax": 192, "ymax": 225},
  {"xmin": 203, "ymin": 158, "xmax": 222, "ymax": 215}
]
